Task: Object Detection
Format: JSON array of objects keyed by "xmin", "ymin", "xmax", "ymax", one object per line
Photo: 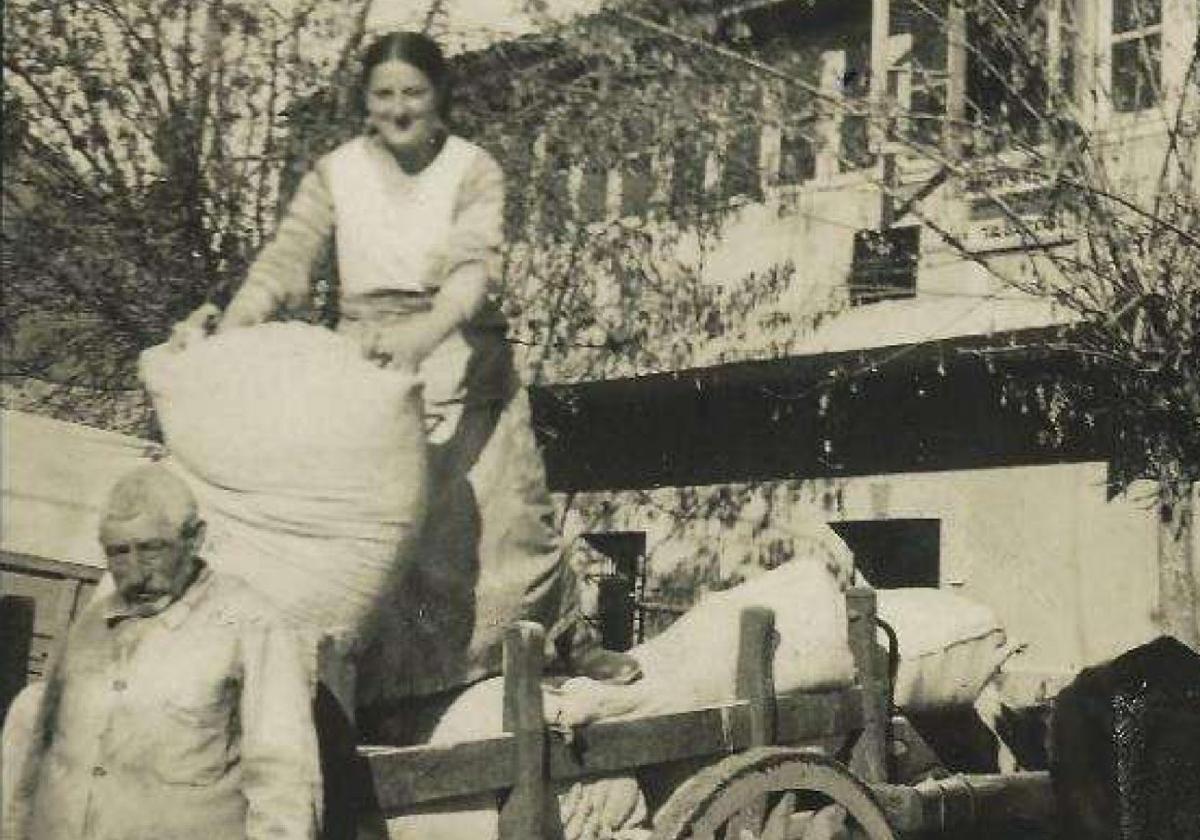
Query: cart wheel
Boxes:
[{"xmin": 651, "ymin": 747, "xmax": 898, "ymax": 840}]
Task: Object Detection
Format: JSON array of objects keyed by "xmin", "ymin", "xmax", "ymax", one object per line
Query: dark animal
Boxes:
[{"xmin": 1050, "ymin": 636, "xmax": 1200, "ymax": 840}]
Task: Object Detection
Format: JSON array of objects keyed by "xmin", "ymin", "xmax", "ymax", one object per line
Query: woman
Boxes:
[{"xmin": 180, "ymin": 32, "xmax": 638, "ymax": 737}]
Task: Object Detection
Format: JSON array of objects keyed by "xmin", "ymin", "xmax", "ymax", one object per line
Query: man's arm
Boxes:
[{"xmin": 237, "ymin": 617, "xmax": 322, "ymax": 840}]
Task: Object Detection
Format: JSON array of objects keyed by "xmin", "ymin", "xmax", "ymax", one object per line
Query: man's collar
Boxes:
[{"xmin": 103, "ymin": 562, "xmax": 213, "ymax": 629}]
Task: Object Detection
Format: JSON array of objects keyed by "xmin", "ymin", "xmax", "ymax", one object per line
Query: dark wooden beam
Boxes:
[
  {"xmin": 847, "ymin": 587, "xmax": 888, "ymax": 782},
  {"xmin": 737, "ymin": 605, "xmax": 778, "ymax": 747},
  {"xmin": 498, "ymin": 621, "xmax": 562, "ymax": 840}
]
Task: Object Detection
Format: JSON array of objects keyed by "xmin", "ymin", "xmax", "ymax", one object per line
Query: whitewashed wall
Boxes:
[{"xmin": 558, "ymin": 462, "xmax": 1163, "ymax": 702}]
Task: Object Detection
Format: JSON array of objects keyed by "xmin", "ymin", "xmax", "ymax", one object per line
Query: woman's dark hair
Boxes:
[{"xmin": 358, "ymin": 31, "xmax": 452, "ymax": 119}]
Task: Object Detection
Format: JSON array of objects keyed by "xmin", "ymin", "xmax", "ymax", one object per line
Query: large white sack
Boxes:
[
  {"xmin": 632, "ymin": 560, "xmax": 856, "ymax": 711},
  {"xmin": 552, "ymin": 560, "xmax": 856, "ymax": 728},
  {"xmin": 140, "ymin": 323, "xmax": 428, "ymax": 641},
  {"xmin": 876, "ymin": 588, "xmax": 1012, "ymax": 712}
]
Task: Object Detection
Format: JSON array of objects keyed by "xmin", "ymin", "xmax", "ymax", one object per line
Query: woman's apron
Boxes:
[{"xmin": 337, "ymin": 293, "xmax": 584, "ymax": 708}]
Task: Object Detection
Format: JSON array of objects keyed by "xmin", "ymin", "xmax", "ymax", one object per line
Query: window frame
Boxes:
[
  {"xmin": 1106, "ymin": 0, "xmax": 1165, "ymax": 114},
  {"xmin": 1093, "ymin": 0, "xmax": 1195, "ymax": 127}
]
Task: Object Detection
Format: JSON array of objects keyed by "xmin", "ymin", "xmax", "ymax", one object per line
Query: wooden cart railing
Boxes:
[
  {"xmin": 358, "ymin": 588, "xmax": 894, "ymax": 838},
  {"xmin": 358, "ymin": 586, "xmax": 1054, "ymax": 838}
]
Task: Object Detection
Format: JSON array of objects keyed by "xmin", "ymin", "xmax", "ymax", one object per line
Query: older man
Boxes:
[{"xmin": 10, "ymin": 463, "xmax": 321, "ymax": 840}]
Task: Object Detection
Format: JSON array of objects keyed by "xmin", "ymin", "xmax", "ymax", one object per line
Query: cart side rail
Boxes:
[
  {"xmin": 360, "ymin": 586, "xmax": 882, "ymax": 820},
  {"xmin": 361, "ymin": 688, "xmax": 866, "ymax": 815}
]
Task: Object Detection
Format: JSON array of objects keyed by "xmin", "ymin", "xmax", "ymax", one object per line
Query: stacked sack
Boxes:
[
  {"xmin": 549, "ymin": 559, "xmax": 857, "ymax": 728},
  {"xmin": 876, "ymin": 587, "xmax": 1014, "ymax": 713},
  {"xmin": 140, "ymin": 323, "xmax": 428, "ymax": 650}
]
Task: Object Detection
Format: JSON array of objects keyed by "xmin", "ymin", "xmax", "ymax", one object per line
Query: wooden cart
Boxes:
[{"xmin": 358, "ymin": 588, "xmax": 1054, "ymax": 839}]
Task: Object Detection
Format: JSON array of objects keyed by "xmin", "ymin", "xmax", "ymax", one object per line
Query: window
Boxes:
[
  {"xmin": 892, "ymin": 0, "xmax": 1078, "ymax": 154},
  {"xmin": 1057, "ymin": 0, "xmax": 1079, "ymax": 102},
  {"xmin": 578, "ymin": 160, "xmax": 609, "ymax": 224},
  {"xmin": 778, "ymin": 123, "xmax": 818, "ymax": 185},
  {"xmin": 838, "ymin": 43, "xmax": 874, "ymax": 169},
  {"xmin": 849, "ymin": 226, "xmax": 920, "ymax": 304},
  {"xmin": 1110, "ymin": 0, "xmax": 1162, "ymax": 112},
  {"xmin": 502, "ymin": 136, "xmax": 535, "ymax": 241},
  {"xmin": 620, "ymin": 153, "xmax": 654, "ymax": 218},
  {"xmin": 581, "ymin": 532, "xmax": 646, "ymax": 649},
  {"xmin": 778, "ymin": 85, "xmax": 818, "ymax": 185},
  {"xmin": 722, "ymin": 1, "xmax": 872, "ymax": 177},
  {"xmin": 670, "ymin": 137, "xmax": 708, "ymax": 214},
  {"xmin": 890, "ymin": 0, "xmax": 950, "ymax": 149},
  {"xmin": 620, "ymin": 116, "xmax": 656, "ymax": 218},
  {"xmin": 829, "ymin": 519, "xmax": 941, "ymax": 588},
  {"xmin": 539, "ymin": 137, "xmax": 572, "ymax": 237},
  {"xmin": 782, "ymin": 79, "xmax": 820, "ymax": 184},
  {"xmin": 966, "ymin": 0, "xmax": 1052, "ymax": 149},
  {"xmin": 721, "ymin": 87, "xmax": 763, "ymax": 201}
]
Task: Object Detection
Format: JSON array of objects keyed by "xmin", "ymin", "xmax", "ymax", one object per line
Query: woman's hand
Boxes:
[
  {"xmin": 362, "ymin": 274, "xmax": 484, "ymax": 372},
  {"xmin": 362, "ymin": 321, "xmax": 441, "ymax": 374},
  {"xmin": 168, "ymin": 303, "xmax": 222, "ymax": 352}
]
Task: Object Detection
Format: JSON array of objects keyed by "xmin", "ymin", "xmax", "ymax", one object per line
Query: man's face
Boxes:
[{"xmin": 100, "ymin": 513, "xmax": 199, "ymax": 604}]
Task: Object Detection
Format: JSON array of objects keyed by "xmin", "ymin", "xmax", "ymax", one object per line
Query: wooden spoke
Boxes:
[
  {"xmin": 651, "ymin": 748, "xmax": 897, "ymax": 840},
  {"xmin": 761, "ymin": 792, "xmax": 796, "ymax": 840}
]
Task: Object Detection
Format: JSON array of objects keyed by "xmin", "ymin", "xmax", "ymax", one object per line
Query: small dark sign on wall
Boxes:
[{"xmin": 849, "ymin": 226, "xmax": 920, "ymax": 305}]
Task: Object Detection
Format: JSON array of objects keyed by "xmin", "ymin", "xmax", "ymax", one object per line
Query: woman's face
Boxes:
[{"xmin": 365, "ymin": 59, "xmax": 442, "ymax": 158}]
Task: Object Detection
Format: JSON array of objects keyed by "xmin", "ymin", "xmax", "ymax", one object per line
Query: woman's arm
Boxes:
[
  {"xmin": 219, "ymin": 166, "xmax": 336, "ymax": 330},
  {"xmin": 439, "ymin": 148, "xmax": 505, "ymax": 321}
]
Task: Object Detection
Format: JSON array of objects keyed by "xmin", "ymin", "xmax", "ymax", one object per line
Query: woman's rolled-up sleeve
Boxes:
[{"xmin": 225, "ymin": 166, "xmax": 336, "ymax": 326}]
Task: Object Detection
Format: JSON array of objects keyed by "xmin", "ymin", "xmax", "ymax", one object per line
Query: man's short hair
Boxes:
[{"xmin": 103, "ymin": 463, "xmax": 199, "ymax": 533}]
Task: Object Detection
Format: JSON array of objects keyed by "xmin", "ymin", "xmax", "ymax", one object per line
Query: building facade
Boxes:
[{"xmin": 459, "ymin": 0, "xmax": 1200, "ymax": 700}]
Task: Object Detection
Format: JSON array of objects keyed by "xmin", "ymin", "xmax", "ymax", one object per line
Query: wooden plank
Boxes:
[
  {"xmin": 363, "ymin": 689, "xmax": 864, "ymax": 813},
  {"xmin": 546, "ymin": 689, "xmax": 861, "ymax": 780},
  {"xmin": 0, "ymin": 551, "xmax": 105, "ymax": 582},
  {"xmin": 736, "ymin": 606, "xmax": 777, "ymax": 747},
  {"xmin": 549, "ymin": 701, "xmax": 751, "ymax": 780},
  {"xmin": 497, "ymin": 621, "xmax": 562, "ymax": 840},
  {"xmin": 847, "ymin": 587, "xmax": 888, "ymax": 782},
  {"xmin": 733, "ymin": 606, "xmax": 778, "ymax": 836},
  {"xmin": 71, "ymin": 578, "xmax": 99, "ymax": 619},
  {"xmin": 869, "ymin": 0, "xmax": 891, "ymax": 152},
  {"xmin": 775, "ymin": 689, "xmax": 863, "ymax": 746},
  {"xmin": 364, "ymin": 736, "xmax": 517, "ymax": 815},
  {"xmin": 943, "ymin": 0, "xmax": 968, "ymax": 157}
]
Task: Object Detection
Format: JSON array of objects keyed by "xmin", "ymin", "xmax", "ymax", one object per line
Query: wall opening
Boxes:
[
  {"xmin": 581, "ymin": 531, "xmax": 647, "ymax": 650},
  {"xmin": 830, "ymin": 518, "xmax": 941, "ymax": 587}
]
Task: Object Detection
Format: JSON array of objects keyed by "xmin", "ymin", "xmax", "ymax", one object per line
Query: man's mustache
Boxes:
[{"xmin": 118, "ymin": 575, "xmax": 171, "ymax": 598}]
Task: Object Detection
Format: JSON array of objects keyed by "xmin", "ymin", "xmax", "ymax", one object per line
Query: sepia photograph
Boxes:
[{"xmin": 2, "ymin": 1, "xmax": 1198, "ymax": 838}]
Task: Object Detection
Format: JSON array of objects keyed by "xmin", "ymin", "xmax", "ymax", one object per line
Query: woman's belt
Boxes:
[
  {"xmin": 340, "ymin": 289, "xmax": 435, "ymax": 320},
  {"xmin": 339, "ymin": 290, "xmax": 509, "ymax": 331}
]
